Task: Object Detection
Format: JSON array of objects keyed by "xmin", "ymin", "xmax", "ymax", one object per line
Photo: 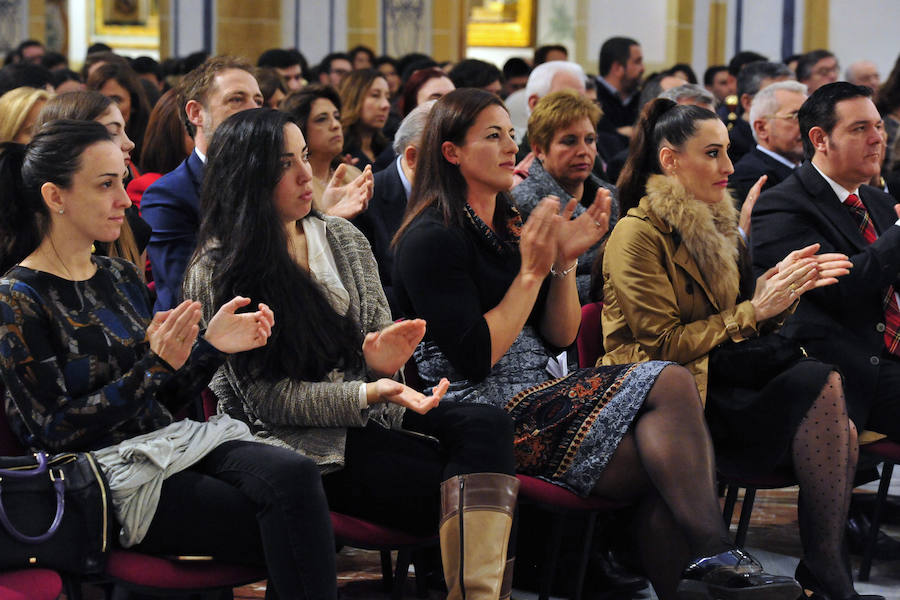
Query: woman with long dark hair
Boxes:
[
  {"xmin": 87, "ymin": 61, "xmax": 152, "ymax": 167},
  {"xmin": 281, "ymin": 84, "xmax": 372, "ymax": 219},
  {"xmin": 0, "ymin": 119, "xmax": 337, "ymax": 599},
  {"xmin": 391, "ymin": 88, "xmax": 800, "ymax": 600},
  {"xmin": 183, "ymin": 107, "xmax": 519, "ymax": 600},
  {"xmin": 602, "ymin": 98, "xmax": 869, "ymax": 600}
]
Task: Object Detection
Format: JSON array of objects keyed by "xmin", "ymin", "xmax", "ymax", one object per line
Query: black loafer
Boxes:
[
  {"xmin": 794, "ymin": 561, "xmax": 885, "ymax": 600},
  {"xmin": 677, "ymin": 548, "xmax": 800, "ymax": 599}
]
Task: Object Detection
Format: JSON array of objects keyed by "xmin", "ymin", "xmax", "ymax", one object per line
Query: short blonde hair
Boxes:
[
  {"xmin": 527, "ymin": 90, "xmax": 601, "ymax": 153},
  {"xmin": 0, "ymin": 87, "xmax": 53, "ymax": 143}
]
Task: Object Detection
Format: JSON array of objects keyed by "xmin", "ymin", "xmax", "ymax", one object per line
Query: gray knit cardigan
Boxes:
[{"xmin": 183, "ymin": 214, "xmax": 405, "ymax": 473}]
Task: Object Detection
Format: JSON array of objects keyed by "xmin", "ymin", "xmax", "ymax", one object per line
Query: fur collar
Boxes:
[{"xmin": 643, "ymin": 174, "xmax": 740, "ymax": 308}]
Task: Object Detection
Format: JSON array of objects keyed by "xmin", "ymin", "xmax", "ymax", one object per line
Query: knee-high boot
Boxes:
[{"xmin": 440, "ymin": 473, "xmax": 519, "ymax": 600}]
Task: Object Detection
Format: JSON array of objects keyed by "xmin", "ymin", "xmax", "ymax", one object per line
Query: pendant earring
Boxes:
[{"xmin": 58, "ymin": 209, "xmax": 64, "ymax": 215}]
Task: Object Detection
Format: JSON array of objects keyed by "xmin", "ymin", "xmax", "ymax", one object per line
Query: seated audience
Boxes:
[
  {"xmin": 349, "ymin": 45, "xmax": 376, "ymax": 71},
  {"xmin": 399, "ymin": 67, "xmax": 455, "ymax": 117},
  {"xmin": 339, "ymin": 69, "xmax": 391, "ymax": 170},
  {"xmin": 50, "ymin": 68, "xmax": 85, "ymax": 93},
  {"xmin": 846, "ymin": 60, "xmax": 880, "ymax": 91},
  {"xmin": 142, "ymin": 56, "xmax": 262, "ymax": 311},
  {"xmin": 501, "ymin": 57, "xmax": 530, "ymax": 98},
  {"xmin": 448, "ymin": 58, "xmax": 502, "ymax": 96},
  {"xmin": 730, "ymin": 81, "xmax": 808, "ymax": 204},
  {"xmin": 281, "ymin": 84, "xmax": 371, "ymax": 219},
  {"xmin": 533, "ymin": 44, "xmax": 568, "ymax": 66},
  {"xmin": 36, "ymin": 90, "xmax": 150, "ymax": 267},
  {"xmin": 374, "ymin": 55, "xmax": 401, "ymax": 98},
  {"xmin": 0, "ymin": 119, "xmax": 336, "ymax": 599},
  {"xmin": 511, "ymin": 90, "xmax": 618, "ymax": 303},
  {"xmin": 183, "ymin": 107, "xmax": 519, "ymax": 600},
  {"xmin": 316, "ymin": 52, "xmax": 352, "ymax": 89},
  {"xmin": 255, "ymin": 66, "xmax": 288, "ymax": 109},
  {"xmin": 595, "ymin": 36, "xmax": 644, "ymax": 139},
  {"xmin": 658, "ymin": 83, "xmax": 715, "ymax": 109},
  {"xmin": 352, "ymin": 100, "xmax": 435, "ymax": 314},
  {"xmin": 796, "ymin": 50, "xmax": 840, "ymax": 94},
  {"xmin": 602, "ymin": 98, "xmax": 865, "ymax": 600},
  {"xmin": 87, "ymin": 61, "xmax": 152, "ymax": 167},
  {"xmin": 14, "ymin": 40, "xmax": 44, "ymax": 65},
  {"xmin": 0, "ymin": 87, "xmax": 51, "ymax": 144},
  {"xmin": 703, "ymin": 65, "xmax": 736, "ymax": 105},
  {"xmin": 40, "ymin": 51, "xmax": 67, "ymax": 72},
  {"xmin": 128, "ymin": 88, "xmax": 194, "ymax": 208},
  {"xmin": 257, "ymin": 48, "xmax": 305, "ymax": 91},
  {"xmin": 876, "ymin": 54, "xmax": 900, "ymax": 173},
  {"xmin": 665, "ymin": 63, "xmax": 698, "ymax": 84},
  {"xmin": 132, "ymin": 56, "xmax": 165, "ymax": 91},
  {"xmin": 513, "ymin": 60, "xmax": 587, "ymax": 167},
  {"xmin": 730, "ymin": 61, "xmax": 794, "ymax": 164},
  {"xmin": 393, "ymin": 88, "xmax": 799, "ymax": 600},
  {"xmin": 753, "ymin": 82, "xmax": 900, "ymax": 451}
]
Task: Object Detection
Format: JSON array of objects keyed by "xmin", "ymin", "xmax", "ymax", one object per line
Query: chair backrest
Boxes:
[{"xmin": 576, "ymin": 302, "xmax": 604, "ymax": 368}]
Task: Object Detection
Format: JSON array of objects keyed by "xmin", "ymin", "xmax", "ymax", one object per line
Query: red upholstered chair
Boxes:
[
  {"xmin": 576, "ymin": 302, "xmax": 604, "ymax": 368},
  {"xmin": 516, "ymin": 474, "xmax": 629, "ymax": 600},
  {"xmin": 857, "ymin": 438, "xmax": 900, "ymax": 581},
  {"xmin": 0, "ymin": 569, "xmax": 62, "ymax": 600},
  {"xmin": 331, "ymin": 513, "xmax": 438, "ymax": 599}
]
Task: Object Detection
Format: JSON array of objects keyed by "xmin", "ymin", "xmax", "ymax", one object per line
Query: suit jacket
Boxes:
[
  {"xmin": 727, "ymin": 118, "xmax": 754, "ymax": 166},
  {"xmin": 729, "ymin": 147, "xmax": 795, "ymax": 207},
  {"xmin": 141, "ymin": 150, "xmax": 204, "ymax": 312},
  {"xmin": 751, "ymin": 161, "xmax": 900, "ymax": 427},
  {"xmin": 351, "ymin": 160, "xmax": 408, "ymax": 316}
]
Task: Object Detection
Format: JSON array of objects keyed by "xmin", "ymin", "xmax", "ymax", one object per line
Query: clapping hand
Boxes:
[
  {"xmin": 752, "ymin": 243, "xmax": 851, "ymax": 321},
  {"xmin": 363, "ymin": 319, "xmax": 427, "ymax": 376},
  {"xmin": 555, "ymin": 187, "xmax": 612, "ymax": 266},
  {"xmin": 519, "ymin": 197, "xmax": 560, "ymax": 280},
  {"xmin": 147, "ymin": 300, "xmax": 202, "ymax": 370},
  {"xmin": 367, "ymin": 377, "xmax": 450, "ymax": 414},
  {"xmin": 204, "ymin": 296, "xmax": 275, "ymax": 354},
  {"xmin": 323, "ymin": 164, "xmax": 374, "ymax": 219},
  {"xmin": 738, "ymin": 175, "xmax": 767, "ymax": 234}
]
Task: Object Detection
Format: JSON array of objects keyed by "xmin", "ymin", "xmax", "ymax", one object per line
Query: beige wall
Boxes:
[{"xmin": 216, "ymin": 0, "xmax": 281, "ymax": 62}]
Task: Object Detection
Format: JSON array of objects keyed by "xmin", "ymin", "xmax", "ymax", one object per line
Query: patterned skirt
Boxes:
[{"xmin": 505, "ymin": 361, "xmax": 670, "ymax": 496}]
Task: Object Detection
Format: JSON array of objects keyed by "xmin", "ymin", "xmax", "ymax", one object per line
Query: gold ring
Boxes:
[
  {"xmin": 788, "ymin": 284, "xmax": 798, "ymax": 293},
  {"xmin": 177, "ymin": 336, "xmax": 185, "ymax": 343}
]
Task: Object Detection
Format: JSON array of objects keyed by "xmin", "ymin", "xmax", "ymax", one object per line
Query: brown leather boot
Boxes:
[{"xmin": 440, "ymin": 473, "xmax": 519, "ymax": 600}]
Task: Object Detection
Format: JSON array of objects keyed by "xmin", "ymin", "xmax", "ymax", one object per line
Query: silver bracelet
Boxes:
[{"xmin": 550, "ymin": 259, "xmax": 578, "ymax": 278}]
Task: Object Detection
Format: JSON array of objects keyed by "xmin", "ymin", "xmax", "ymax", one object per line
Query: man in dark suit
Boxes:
[
  {"xmin": 594, "ymin": 37, "xmax": 644, "ymax": 140},
  {"xmin": 142, "ymin": 56, "xmax": 263, "ymax": 311},
  {"xmin": 353, "ymin": 100, "xmax": 434, "ymax": 316},
  {"xmin": 730, "ymin": 80, "xmax": 807, "ymax": 205},
  {"xmin": 752, "ymin": 82, "xmax": 900, "ymax": 440}
]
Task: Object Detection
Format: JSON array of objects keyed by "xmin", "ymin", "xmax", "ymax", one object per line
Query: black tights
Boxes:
[
  {"xmin": 133, "ymin": 440, "xmax": 337, "ymax": 600},
  {"xmin": 591, "ymin": 365, "xmax": 732, "ymax": 599},
  {"xmin": 794, "ymin": 371, "xmax": 858, "ymax": 598}
]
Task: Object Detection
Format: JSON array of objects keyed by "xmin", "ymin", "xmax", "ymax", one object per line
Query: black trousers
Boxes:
[
  {"xmin": 322, "ymin": 402, "xmax": 516, "ymax": 536},
  {"xmin": 867, "ymin": 351, "xmax": 900, "ymax": 442},
  {"xmin": 133, "ymin": 440, "xmax": 337, "ymax": 600}
]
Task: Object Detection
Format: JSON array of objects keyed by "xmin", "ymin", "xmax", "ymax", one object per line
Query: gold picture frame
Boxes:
[
  {"xmin": 94, "ymin": 0, "xmax": 159, "ymax": 38},
  {"xmin": 467, "ymin": 0, "xmax": 535, "ymax": 47}
]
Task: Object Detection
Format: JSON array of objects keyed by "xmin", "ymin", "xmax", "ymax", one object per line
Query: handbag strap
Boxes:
[
  {"xmin": 0, "ymin": 452, "xmax": 47, "ymax": 478},
  {"xmin": 0, "ymin": 462, "xmax": 66, "ymax": 544}
]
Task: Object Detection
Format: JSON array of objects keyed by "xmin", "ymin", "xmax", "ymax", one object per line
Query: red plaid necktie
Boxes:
[{"xmin": 845, "ymin": 193, "xmax": 900, "ymax": 356}]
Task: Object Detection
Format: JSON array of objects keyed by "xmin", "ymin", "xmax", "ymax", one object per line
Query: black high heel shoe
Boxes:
[
  {"xmin": 676, "ymin": 548, "xmax": 800, "ymax": 599},
  {"xmin": 794, "ymin": 561, "xmax": 885, "ymax": 600}
]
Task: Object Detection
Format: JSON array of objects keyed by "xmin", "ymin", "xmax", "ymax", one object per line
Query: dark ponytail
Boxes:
[
  {"xmin": 616, "ymin": 98, "xmax": 719, "ymax": 217},
  {"xmin": 0, "ymin": 120, "xmax": 111, "ymax": 273}
]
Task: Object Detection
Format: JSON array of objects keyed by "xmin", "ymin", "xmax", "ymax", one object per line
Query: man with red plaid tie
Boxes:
[{"xmin": 752, "ymin": 82, "xmax": 900, "ymax": 442}]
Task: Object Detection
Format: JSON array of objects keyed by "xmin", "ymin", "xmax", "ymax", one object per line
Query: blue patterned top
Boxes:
[{"xmin": 0, "ymin": 256, "xmax": 224, "ymax": 452}]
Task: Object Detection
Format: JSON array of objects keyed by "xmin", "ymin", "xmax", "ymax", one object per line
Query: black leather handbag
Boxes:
[
  {"xmin": 0, "ymin": 451, "xmax": 112, "ymax": 574},
  {"xmin": 709, "ymin": 333, "xmax": 807, "ymax": 389}
]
